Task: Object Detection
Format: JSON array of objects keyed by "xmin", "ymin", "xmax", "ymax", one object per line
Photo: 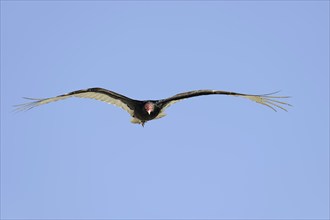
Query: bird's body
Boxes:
[
  {"xmin": 15, "ymin": 87, "xmax": 291, "ymax": 126},
  {"xmin": 132, "ymin": 101, "xmax": 162, "ymax": 123}
]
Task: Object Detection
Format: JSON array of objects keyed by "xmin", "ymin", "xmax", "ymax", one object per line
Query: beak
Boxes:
[{"xmin": 147, "ymin": 110, "xmax": 151, "ymax": 115}]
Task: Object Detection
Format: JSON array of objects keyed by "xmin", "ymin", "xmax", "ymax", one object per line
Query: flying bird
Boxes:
[{"xmin": 15, "ymin": 87, "xmax": 291, "ymax": 126}]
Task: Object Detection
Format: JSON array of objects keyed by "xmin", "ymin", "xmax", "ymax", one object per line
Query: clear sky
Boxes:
[{"xmin": 1, "ymin": 1, "xmax": 329, "ymax": 219}]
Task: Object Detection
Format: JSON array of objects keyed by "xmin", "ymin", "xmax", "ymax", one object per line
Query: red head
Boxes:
[{"xmin": 144, "ymin": 102, "xmax": 154, "ymax": 115}]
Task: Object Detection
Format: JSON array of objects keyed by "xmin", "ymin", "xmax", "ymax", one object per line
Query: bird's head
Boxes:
[{"xmin": 144, "ymin": 102, "xmax": 155, "ymax": 115}]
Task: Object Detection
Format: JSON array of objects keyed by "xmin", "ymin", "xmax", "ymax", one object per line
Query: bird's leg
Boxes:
[{"xmin": 141, "ymin": 121, "xmax": 145, "ymax": 127}]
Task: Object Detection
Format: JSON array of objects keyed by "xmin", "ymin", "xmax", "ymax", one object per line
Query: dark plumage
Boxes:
[{"xmin": 15, "ymin": 87, "xmax": 291, "ymax": 126}]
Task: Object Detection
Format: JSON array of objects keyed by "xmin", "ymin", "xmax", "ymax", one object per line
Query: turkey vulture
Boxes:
[{"xmin": 15, "ymin": 87, "xmax": 291, "ymax": 126}]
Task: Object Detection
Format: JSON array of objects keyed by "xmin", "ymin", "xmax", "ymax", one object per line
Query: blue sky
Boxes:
[{"xmin": 1, "ymin": 1, "xmax": 329, "ymax": 219}]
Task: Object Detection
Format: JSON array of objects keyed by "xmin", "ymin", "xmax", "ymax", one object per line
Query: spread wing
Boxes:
[
  {"xmin": 14, "ymin": 87, "xmax": 138, "ymax": 116},
  {"xmin": 158, "ymin": 90, "xmax": 291, "ymax": 112}
]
